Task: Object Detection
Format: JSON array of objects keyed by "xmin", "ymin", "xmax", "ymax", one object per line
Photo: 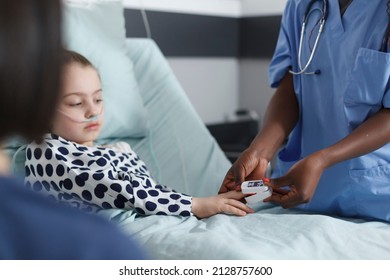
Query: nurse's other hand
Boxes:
[
  {"xmin": 218, "ymin": 148, "xmax": 269, "ymax": 193},
  {"xmin": 265, "ymin": 152, "xmax": 327, "ymax": 208}
]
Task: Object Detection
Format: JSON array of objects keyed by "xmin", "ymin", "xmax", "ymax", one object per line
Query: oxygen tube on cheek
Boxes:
[{"xmin": 57, "ymin": 107, "xmax": 103, "ymax": 123}]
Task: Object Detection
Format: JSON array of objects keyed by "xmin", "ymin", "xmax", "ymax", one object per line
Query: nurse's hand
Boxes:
[
  {"xmin": 265, "ymin": 152, "xmax": 327, "ymax": 208},
  {"xmin": 218, "ymin": 148, "xmax": 269, "ymax": 193}
]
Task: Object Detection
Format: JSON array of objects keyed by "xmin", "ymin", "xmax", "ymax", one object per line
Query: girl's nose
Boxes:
[{"xmin": 85, "ymin": 105, "xmax": 101, "ymax": 119}]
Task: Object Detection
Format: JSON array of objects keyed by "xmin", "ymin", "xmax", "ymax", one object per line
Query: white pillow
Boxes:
[{"xmin": 62, "ymin": 0, "xmax": 149, "ymax": 140}]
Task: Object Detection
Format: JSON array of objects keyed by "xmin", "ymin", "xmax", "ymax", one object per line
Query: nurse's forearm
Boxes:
[
  {"xmin": 319, "ymin": 108, "xmax": 390, "ymax": 168},
  {"xmin": 249, "ymin": 73, "xmax": 299, "ymax": 161}
]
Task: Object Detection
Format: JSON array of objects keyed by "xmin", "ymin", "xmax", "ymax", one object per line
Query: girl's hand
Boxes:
[
  {"xmin": 192, "ymin": 191, "xmax": 254, "ymax": 219},
  {"xmin": 265, "ymin": 152, "xmax": 327, "ymax": 208}
]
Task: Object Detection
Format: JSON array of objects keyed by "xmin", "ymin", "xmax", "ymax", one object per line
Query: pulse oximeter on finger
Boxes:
[{"xmin": 241, "ymin": 179, "xmax": 272, "ymax": 204}]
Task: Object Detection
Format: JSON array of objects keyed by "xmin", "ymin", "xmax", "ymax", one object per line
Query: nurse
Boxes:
[{"xmin": 219, "ymin": 0, "xmax": 390, "ymax": 222}]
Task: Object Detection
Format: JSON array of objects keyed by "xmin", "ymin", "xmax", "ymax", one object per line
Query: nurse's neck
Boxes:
[{"xmin": 339, "ymin": 0, "xmax": 353, "ymax": 16}]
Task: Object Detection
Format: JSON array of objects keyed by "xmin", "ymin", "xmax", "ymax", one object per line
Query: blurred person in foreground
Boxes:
[{"xmin": 0, "ymin": 0, "xmax": 146, "ymax": 259}]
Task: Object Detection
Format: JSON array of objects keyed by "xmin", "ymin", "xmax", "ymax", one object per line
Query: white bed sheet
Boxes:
[{"xmin": 99, "ymin": 204, "xmax": 390, "ymax": 260}]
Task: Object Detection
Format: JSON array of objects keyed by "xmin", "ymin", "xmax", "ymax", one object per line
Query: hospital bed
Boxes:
[
  {"xmin": 7, "ymin": 1, "xmax": 390, "ymax": 259},
  {"xmin": 99, "ymin": 38, "xmax": 390, "ymax": 259}
]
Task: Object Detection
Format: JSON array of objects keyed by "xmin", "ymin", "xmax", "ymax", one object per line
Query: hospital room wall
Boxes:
[
  {"xmin": 124, "ymin": 0, "xmax": 286, "ymax": 125},
  {"xmin": 167, "ymin": 58, "xmax": 240, "ymax": 125},
  {"xmin": 166, "ymin": 59, "xmax": 275, "ymax": 127},
  {"xmin": 238, "ymin": 59, "xmax": 274, "ymax": 127},
  {"xmin": 238, "ymin": 0, "xmax": 286, "ymax": 127}
]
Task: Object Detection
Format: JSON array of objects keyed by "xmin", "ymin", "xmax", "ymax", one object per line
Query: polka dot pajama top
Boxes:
[{"xmin": 24, "ymin": 134, "xmax": 193, "ymax": 216}]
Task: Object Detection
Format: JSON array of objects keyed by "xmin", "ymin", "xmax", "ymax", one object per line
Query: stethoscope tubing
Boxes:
[
  {"xmin": 290, "ymin": 0, "xmax": 390, "ymax": 75},
  {"xmin": 290, "ymin": 0, "xmax": 328, "ymax": 75},
  {"xmin": 293, "ymin": 17, "xmax": 325, "ymax": 75}
]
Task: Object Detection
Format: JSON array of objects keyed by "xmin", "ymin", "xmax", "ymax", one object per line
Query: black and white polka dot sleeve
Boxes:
[{"xmin": 24, "ymin": 134, "xmax": 193, "ymax": 216}]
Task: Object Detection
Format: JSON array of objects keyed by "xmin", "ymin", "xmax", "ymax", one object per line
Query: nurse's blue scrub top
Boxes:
[{"xmin": 269, "ymin": 0, "xmax": 390, "ymax": 221}]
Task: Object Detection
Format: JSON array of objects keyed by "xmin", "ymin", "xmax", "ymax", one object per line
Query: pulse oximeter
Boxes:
[{"xmin": 241, "ymin": 179, "xmax": 272, "ymax": 204}]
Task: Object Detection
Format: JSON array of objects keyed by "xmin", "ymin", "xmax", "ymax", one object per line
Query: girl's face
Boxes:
[{"xmin": 52, "ymin": 63, "xmax": 104, "ymax": 146}]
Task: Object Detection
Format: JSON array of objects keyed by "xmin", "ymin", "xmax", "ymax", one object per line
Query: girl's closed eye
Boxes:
[
  {"xmin": 64, "ymin": 96, "xmax": 83, "ymax": 107},
  {"xmin": 68, "ymin": 102, "xmax": 82, "ymax": 107}
]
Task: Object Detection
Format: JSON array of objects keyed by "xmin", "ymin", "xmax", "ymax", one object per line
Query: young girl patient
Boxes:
[{"xmin": 25, "ymin": 50, "xmax": 253, "ymax": 219}]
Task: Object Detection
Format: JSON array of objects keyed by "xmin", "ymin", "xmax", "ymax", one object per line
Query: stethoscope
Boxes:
[
  {"xmin": 290, "ymin": 0, "xmax": 390, "ymax": 76},
  {"xmin": 289, "ymin": 0, "xmax": 328, "ymax": 75}
]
